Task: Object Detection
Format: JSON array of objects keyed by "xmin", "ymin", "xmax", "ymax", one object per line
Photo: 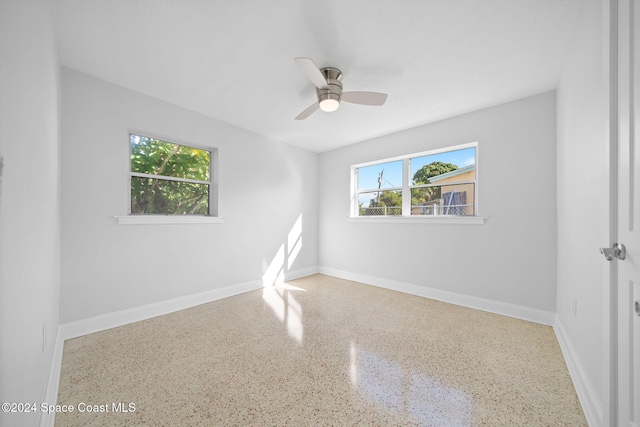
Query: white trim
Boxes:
[
  {"xmin": 45, "ymin": 267, "xmax": 601, "ymax": 427},
  {"xmin": 115, "ymin": 215, "xmax": 224, "ymax": 225},
  {"xmin": 347, "ymin": 216, "xmax": 486, "ymax": 224},
  {"xmin": 351, "ymin": 141, "xmax": 478, "ymax": 168},
  {"xmin": 554, "ymin": 316, "xmax": 603, "ymax": 427},
  {"xmin": 605, "ymin": 1, "xmax": 619, "ymax": 425},
  {"xmin": 39, "ymin": 268, "xmax": 318, "ymax": 427},
  {"xmin": 402, "ymin": 158, "xmax": 411, "ymax": 215},
  {"xmin": 130, "ymin": 171, "xmax": 210, "ymax": 186},
  {"xmin": 318, "ymin": 267, "xmax": 554, "ymax": 325},
  {"xmin": 128, "ymin": 129, "xmax": 217, "ymax": 154},
  {"xmin": 61, "ymin": 279, "xmax": 261, "ymax": 340},
  {"xmin": 45, "ymin": 266, "xmax": 569, "ymax": 427},
  {"xmin": 59, "ymin": 267, "xmax": 318, "ymax": 340},
  {"xmin": 284, "ymin": 266, "xmax": 319, "ymax": 281},
  {"xmin": 127, "ymin": 130, "xmax": 219, "ymax": 217},
  {"xmin": 39, "ymin": 327, "xmax": 64, "ymax": 427},
  {"xmin": 351, "ymin": 141, "xmax": 479, "ymax": 219}
]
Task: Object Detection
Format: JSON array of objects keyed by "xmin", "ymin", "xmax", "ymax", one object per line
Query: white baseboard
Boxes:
[
  {"xmin": 46, "ymin": 266, "xmax": 562, "ymax": 427},
  {"xmin": 553, "ymin": 316, "xmax": 603, "ymax": 427},
  {"xmin": 40, "ymin": 326, "xmax": 64, "ymax": 427},
  {"xmin": 60, "ymin": 267, "xmax": 319, "ymax": 341},
  {"xmin": 318, "ymin": 267, "xmax": 555, "ymax": 326},
  {"xmin": 61, "ymin": 279, "xmax": 263, "ymax": 340},
  {"xmin": 285, "ymin": 266, "xmax": 319, "ymax": 281},
  {"xmin": 38, "ymin": 268, "xmax": 315, "ymax": 427}
]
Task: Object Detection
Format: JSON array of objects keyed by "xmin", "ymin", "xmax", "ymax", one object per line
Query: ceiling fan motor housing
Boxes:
[{"xmin": 317, "ymin": 67, "xmax": 343, "ymax": 111}]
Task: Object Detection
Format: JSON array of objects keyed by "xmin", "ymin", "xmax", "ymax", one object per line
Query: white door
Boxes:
[{"xmin": 617, "ymin": 0, "xmax": 640, "ymax": 424}]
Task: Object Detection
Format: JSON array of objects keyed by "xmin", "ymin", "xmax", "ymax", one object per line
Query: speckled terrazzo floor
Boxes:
[{"xmin": 55, "ymin": 274, "xmax": 587, "ymax": 426}]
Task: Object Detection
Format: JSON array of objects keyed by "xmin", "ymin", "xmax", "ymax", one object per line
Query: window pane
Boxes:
[
  {"xmin": 411, "ymin": 183, "xmax": 474, "ymax": 216},
  {"xmin": 411, "ymin": 147, "xmax": 475, "ymax": 185},
  {"xmin": 130, "ymin": 134, "xmax": 210, "ymax": 181},
  {"xmin": 358, "ymin": 190, "xmax": 402, "ymax": 216},
  {"xmin": 131, "ymin": 177, "xmax": 209, "ymax": 215},
  {"xmin": 357, "ymin": 160, "xmax": 402, "ymax": 191}
]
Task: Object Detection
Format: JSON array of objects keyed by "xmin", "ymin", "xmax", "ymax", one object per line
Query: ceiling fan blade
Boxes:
[
  {"xmin": 295, "ymin": 102, "xmax": 319, "ymax": 120},
  {"xmin": 294, "ymin": 57, "xmax": 328, "ymax": 89},
  {"xmin": 342, "ymin": 91, "xmax": 388, "ymax": 106}
]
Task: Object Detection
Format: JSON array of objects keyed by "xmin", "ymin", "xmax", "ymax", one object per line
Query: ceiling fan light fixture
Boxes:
[
  {"xmin": 317, "ymin": 87, "xmax": 341, "ymax": 113},
  {"xmin": 319, "ymin": 98, "xmax": 340, "ymax": 112},
  {"xmin": 294, "ymin": 58, "xmax": 387, "ymax": 120}
]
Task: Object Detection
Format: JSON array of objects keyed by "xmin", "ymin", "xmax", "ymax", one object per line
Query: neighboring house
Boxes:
[{"xmin": 414, "ymin": 164, "xmax": 476, "ymax": 215}]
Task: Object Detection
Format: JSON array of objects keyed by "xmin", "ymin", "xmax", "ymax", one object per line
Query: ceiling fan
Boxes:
[{"xmin": 294, "ymin": 57, "xmax": 388, "ymax": 120}]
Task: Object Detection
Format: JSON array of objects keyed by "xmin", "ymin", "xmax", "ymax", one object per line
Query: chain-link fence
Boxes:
[
  {"xmin": 359, "ymin": 206, "xmax": 402, "ymax": 216},
  {"xmin": 359, "ymin": 204, "xmax": 474, "ymax": 217},
  {"xmin": 411, "ymin": 204, "xmax": 474, "ymax": 216}
]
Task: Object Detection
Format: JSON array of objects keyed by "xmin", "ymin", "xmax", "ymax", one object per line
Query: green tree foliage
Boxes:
[
  {"xmin": 412, "ymin": 161, "xmax": 458, "ymax": 185},
  {"xmin": 130, "ymin": 135, "xmax": 211, "ymax": 215},
  {"xmin": 368, "ymin": 190, "xmax": 402, "ymax": 215},
  {"xmin": 411, "ymin": 161, "xmax": 458, "ymax": 205},
  {"xmin": 370, "ymin": 190, "xmax": 402, "ymax": 207}
]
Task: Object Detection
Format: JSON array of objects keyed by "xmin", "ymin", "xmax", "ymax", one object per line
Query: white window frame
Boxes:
[
  {"xmin": 350, "ymin": 142, "xmax": 485, "ymax": 224},
  {"xmin": 116, "ymin": 131, "xmax": 222, "ymax": 225}
]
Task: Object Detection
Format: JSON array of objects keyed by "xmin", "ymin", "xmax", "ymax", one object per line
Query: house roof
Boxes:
[{"xmin": 428, "ymin": 164, "xmax": 476, "ymax": 182}]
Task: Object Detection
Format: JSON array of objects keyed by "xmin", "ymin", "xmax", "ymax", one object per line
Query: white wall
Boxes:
[
  {"xmin": 319, "ymin": 92, "xmax": 557, "ymax": 314},
  {"xmin": 0, "ymin": 0, "xmax": 61, "ymax": 426},
  {"xmin": 556, "ymin": 0, "xmax": 609, "ymax": 420},
  {"xmin": 60, "ymin": 68, "xmax": 318, "ymax": 324}
]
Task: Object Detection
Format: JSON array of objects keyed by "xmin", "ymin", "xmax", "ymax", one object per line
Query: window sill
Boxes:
[
  {"xmin": 347, "ymin": 216, "xmax": 486, "ymax": 224},
  {"xmin": 115, "ymin": 215, "xmax": 224, "ymax": 225}
]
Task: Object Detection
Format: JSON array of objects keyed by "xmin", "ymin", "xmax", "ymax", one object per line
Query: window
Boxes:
[
  {"xmin": 129, "ymin": 133, "xmax": 217, "ymax": 216},
  {"xmin": 352, "ymin": 143, "xmax": 477, "ymax": 218},
  {"xmin": 356, "ymin": 159, "xmax": 403, "ymax": 216}
]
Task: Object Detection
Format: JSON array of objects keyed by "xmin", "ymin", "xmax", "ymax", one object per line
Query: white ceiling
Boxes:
[{"xmin": 52, "ymin": 0, "xmax": 585, "ymax": 153}]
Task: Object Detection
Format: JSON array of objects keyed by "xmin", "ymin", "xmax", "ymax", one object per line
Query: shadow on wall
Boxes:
[{"xmin": 261, "ymin": 214, "xmax": 305, "ymax": 343}]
